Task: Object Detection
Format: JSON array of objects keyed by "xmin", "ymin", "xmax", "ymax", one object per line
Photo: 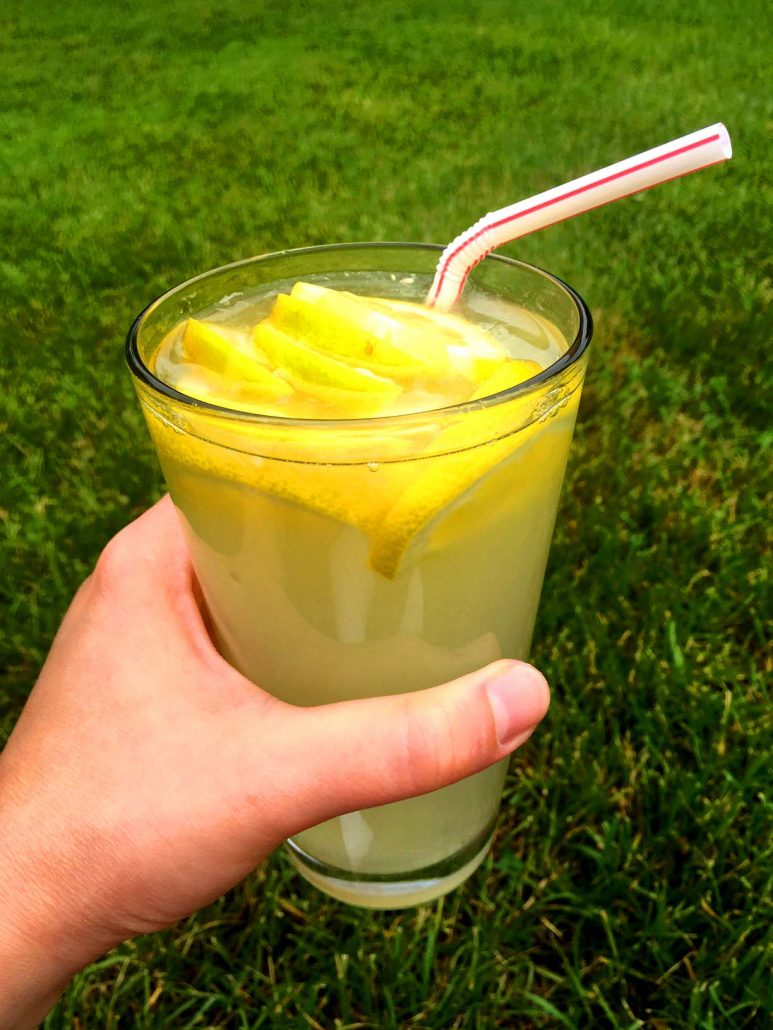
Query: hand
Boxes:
[{"xmin": 0, "ymin": 496, "xmax": 550, "ymax": 1027}]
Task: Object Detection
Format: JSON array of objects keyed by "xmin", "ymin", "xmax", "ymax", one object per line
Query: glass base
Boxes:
[{"xmin": 285, "ymin": 825, "xmax": 495, "ymax": 909}]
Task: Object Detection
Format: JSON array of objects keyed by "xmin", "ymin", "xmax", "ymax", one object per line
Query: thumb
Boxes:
[{"xmin": 267, "ymin": 659, "xmax": 550, "ymax": 839}]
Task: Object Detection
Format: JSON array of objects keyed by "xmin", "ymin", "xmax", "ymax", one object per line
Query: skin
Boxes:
[{"xmin": 0, "ymin": 497, "xmax": 550, "ymax": 1028}]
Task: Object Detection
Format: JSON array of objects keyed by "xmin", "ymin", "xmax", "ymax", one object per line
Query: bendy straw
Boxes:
[{"xmin": 428, "ymin": 123, "xmax": 732, "ymax": 310}]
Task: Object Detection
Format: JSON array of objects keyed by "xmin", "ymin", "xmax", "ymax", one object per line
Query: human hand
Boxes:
[{"xmin": 0, "ymin": 496, "xmax": 549, "ymax": 1027}]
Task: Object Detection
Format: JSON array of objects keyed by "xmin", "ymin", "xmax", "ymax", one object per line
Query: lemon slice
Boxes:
[
  {"xmin": 147, "ymin": 412, "xmax": 404, "ymax": 538},
  {"xmin": 277, "ymin": 283, "xmax": 509, "ymax": 386},
  {"xmin": 368, "ymin": 358, "xmax": 543, "ymax": 579},
  {"xmin": 253, "ymin": 320, "xmax": 401, "ymax": 409},
  {"xmin": 470, "ymin": 358, "xmax": 541, "ymax": 401},
  {"xmin": 271, "ymin": 283, "xmax": 448, "ymax": 380},
  {"xmin": 181, "ymin": 319, "xmax": 293, "ymax": 399},
  {"xmin": 370, "ymin": 298, "xmax": 510, "ymax": 383}
]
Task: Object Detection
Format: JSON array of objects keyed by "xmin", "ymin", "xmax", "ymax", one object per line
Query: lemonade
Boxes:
[{"xmin": 126, "ymin": 244, "xmax": 591, "ymax": 907}]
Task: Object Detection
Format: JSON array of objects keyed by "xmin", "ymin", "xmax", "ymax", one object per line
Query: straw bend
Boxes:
[{"xmin": 428, "ymin": 123, "xmax": 732, "ymax": 311}]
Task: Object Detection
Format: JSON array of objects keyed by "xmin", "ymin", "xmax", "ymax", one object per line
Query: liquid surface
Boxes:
[{"xmin": 151, "ymin": 277, "xmax": 567, "ymax": 419}]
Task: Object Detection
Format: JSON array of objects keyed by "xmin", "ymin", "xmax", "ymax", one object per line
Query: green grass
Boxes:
[{"xmin": 1, "ymin": 0, "xmax": 770, "ymax": 1025}]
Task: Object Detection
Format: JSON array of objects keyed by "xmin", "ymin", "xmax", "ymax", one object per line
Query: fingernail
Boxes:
[{"xmin": 485, "ymin": 662, "xmax": 550, "ymax": 749}]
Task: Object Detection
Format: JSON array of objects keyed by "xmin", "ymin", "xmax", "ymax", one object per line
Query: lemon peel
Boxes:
[
  {"xmin": 140, "ymin": 404, "xmax": 396, "ymax": 535},
  {"xmin": 368, "ymin": 358, "xmax": 551, "ymax": 580},
  {"xmin": 274, "ymin": 284, "xmax": 446, "ymax": 380},
  {"xmin": 274, "ymin": 283, "xmax": 509, "ymax": 387},
  {"xmin": 168, "ymin": 319, "xmax": 295, "ymax": 414},
  {"xmin": 182, "ymin": 319, "xmax": 290, "ymax": 394},
  {"xmin": 253, "ymin": 320, "xmax": 401, "ymax": 408},
  {"xmin": 371, "ymin": 298, "xmax": 510, "ymax": 382}
]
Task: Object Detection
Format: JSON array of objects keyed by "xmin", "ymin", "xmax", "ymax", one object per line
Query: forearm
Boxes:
[
  {"xmin": 0, "ymin": 773, "xmax": 113, "ymax": 1029},
  {"xmin": 0, "ymin": 931, "xmax": 75, "ymax": 1030},
  {"xmin": 0, "ymin": 846, "xmax": 83, "ymax": 1029}
]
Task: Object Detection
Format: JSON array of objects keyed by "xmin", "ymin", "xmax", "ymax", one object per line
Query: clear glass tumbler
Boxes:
[{"xmin": 126, "ymin": 243, "xmax": 592, "ymax": 908}]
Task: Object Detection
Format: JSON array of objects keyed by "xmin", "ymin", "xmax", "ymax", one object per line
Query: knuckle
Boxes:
[
  {"xmin": 398, "ymin": 694, "xmax": 493, "ymax": 796},
  {"xmin": 399, "ymin": 703, "xmax": 445, "ymax": 794},
  {"xmin": 92, "ymin": 528, "xmax": 136, "ymax": 593}
]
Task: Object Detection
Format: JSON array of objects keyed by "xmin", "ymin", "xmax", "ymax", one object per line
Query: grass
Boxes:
[{"xmin": 1, "ymin": 0, "xmax": 770, "ymax": 1025}]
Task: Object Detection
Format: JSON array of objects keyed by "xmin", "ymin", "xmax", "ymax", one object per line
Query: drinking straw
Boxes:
[{"xmin": 427, "ymin": 123, "xmax": 732, "ymax": 311}]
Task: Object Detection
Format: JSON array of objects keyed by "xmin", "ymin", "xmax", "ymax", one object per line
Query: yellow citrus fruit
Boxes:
[
  {"xmin": 273, "ymin": 283, "xmax": 447, "ymax": 380},
  {"xmin": 369, "ymin": 297, "xmax": 510, "ymax": 383},
  {"xmin": 181, "ymin": 319, "xmax": 291, "ymax": 396},
  {"xmin": 253, "ymin": 320, "xmax": 401, "ymax": 411},
  {"xmin": 278, "ymin": 283, "xmax": 509, "ymax": 385},
  {"xmin": 368, "ymin": 358, "xmax": 545, "ymax": 579},
  {"xmin": 171, "ymin": 319, "xmax": 295, "ymax": 415}
]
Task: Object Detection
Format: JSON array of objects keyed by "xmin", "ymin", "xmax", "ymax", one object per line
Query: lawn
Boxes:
[{"xmin": 1, "ymin": 0, "xmax": 770, "ymax": 1026}]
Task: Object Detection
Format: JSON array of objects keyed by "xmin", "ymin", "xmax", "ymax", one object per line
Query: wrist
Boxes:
[
  {"xmin": 0, "ymin": 921, "xmax": 74, "ymax": 1030},
  {"xmin": 0, "ymin": 776, "xmax": 120, "ymax": 1027}
]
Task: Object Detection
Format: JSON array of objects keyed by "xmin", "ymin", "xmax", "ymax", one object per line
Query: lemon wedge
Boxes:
[
  {"xmin": 368, "ymin": 358, "xmax": 543, "ymax": 579},
  {"xmin": 369, "ymin": 298, "xmax": 510, "ymax": 383},
  {"xmin": 272, "ymin": 283, "xmax": 447, "ymax": 380},
  {"xmin": 253, "ymin": 320, "xmax": 401, "ymax": 409},
  {"xmin": 470, "ymin": 358, "xmax": 542, "ymax": 401},
  {"xmin": 275, "ymin": 283, "xmax": 509, "ymax": 385},
  {"xmin": 181, "ymin": 319, "xmax": 293, "ymax": 400}
]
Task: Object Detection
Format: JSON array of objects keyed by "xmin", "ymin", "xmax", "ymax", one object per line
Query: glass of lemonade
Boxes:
[{"xmin": 126, "ymin": 243, "xmax": 592, "ymax": 908}]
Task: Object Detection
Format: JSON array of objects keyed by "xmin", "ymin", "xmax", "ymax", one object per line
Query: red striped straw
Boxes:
[{"xmin": 427, "ymin": 123, "xmax": 732, "ymax": 310}]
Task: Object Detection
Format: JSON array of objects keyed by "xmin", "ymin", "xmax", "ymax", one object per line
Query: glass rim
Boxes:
[{"xmin": 125, "ymin": 241, "xmax": 593, "ymax": 428}]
